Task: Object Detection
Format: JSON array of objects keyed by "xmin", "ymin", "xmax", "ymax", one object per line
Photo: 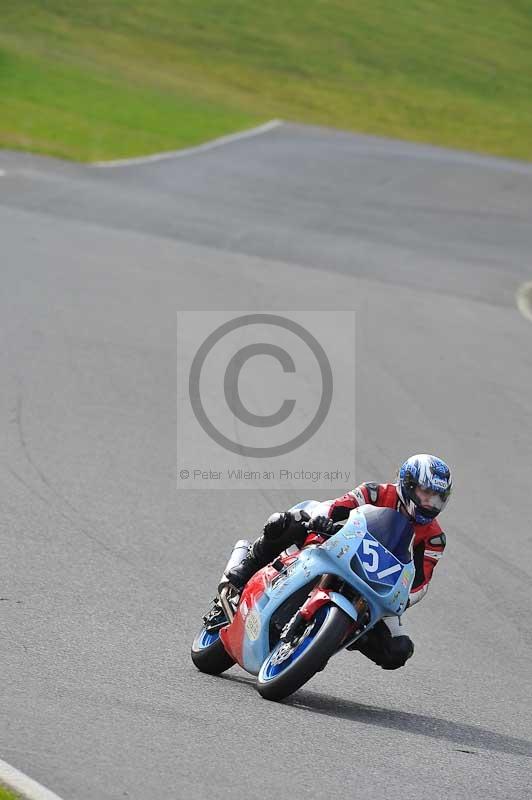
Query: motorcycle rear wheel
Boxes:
[{"xmin": 191, "ymin": 626, "xmax": 235, "ymax": 675}]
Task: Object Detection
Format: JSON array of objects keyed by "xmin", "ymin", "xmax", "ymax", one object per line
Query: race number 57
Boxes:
[{"xmin": 361, "ymin": 537, "xmax": 402, "ymax": 581}]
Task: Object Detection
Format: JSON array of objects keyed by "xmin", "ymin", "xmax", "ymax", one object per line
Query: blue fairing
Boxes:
[
  {"xmin": 362, "ymin": 506, "xmax": 414, "ymax": 563},
  {"xmin": 238, "ymin": 505, "xmax": 415, "ymax": 675}
]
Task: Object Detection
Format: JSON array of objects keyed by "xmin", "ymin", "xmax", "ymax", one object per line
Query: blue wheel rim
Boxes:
[
  {"xmin": 260, "ymin": 605, "xmax": 330, "ymax": 681},
  {"xmin": 197, "ymin": 627, "xmax": 220, "ymax": 649}
]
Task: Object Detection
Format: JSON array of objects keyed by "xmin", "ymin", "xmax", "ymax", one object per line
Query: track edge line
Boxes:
[
  {"xmin": 0, "ymin": 758, "xmax": 65, "ymax": 800},
  {"xmin": 92, "ymin": 119, "xmax": 284, "ymax": 168},
  {"xmin": 516, "ymin": 281, "xmax": 532, "ymax": 323}
]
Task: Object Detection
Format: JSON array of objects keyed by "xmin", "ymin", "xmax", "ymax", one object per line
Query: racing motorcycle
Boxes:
[{"xmin": 191, "ymin": 503, "xmax": 415, "ymax": 701}]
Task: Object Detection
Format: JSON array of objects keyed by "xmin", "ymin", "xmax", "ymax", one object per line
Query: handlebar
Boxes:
[{"xmin": 301, "ymin": 520, "xmax": 345, "ymax": 537}]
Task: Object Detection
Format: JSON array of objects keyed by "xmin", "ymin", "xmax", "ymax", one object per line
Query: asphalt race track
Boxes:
[{"xmin": 1, "ymin": 123, "xmax": 531, "ymax": 799}]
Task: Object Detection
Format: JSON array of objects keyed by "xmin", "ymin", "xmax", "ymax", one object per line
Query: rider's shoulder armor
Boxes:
[
  {"xmin": 363, "ymin": 482, "xmax": 380, "ymax": 503},
  {"xmin": 413, "ymin": 517, "xmax": 445, "ymax": 549},
  {"xmin": 367, "ymin": 482, "xmax": 398, "ymax": 508}
]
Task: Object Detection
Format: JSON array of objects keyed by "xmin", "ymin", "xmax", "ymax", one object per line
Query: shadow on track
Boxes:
[{"xmin": 220, "ymin": 674, "xmax": 531, "ymax": 758}]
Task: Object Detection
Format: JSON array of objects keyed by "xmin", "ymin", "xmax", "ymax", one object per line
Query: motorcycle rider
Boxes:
[{"xmin": 225, "ymin": 454, "xmax": 452, "ymax": 671}]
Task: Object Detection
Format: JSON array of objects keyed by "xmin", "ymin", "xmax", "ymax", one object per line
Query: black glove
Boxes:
[
  {"xmin": 308, "ymin": 514, "xmax": 335, "ymax": 536},
  {"xmin": 263, "ymin": 509, "xmax": 310, "ymax": 539}
]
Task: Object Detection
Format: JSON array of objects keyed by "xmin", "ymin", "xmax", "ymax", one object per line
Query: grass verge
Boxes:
[
  {"xmin": 1, "ymin": 1, "xmax": 531, "ymax": 161},
  {"xmin": 0, "ymin": 784, "xmax": 20, "ymax": 800}
]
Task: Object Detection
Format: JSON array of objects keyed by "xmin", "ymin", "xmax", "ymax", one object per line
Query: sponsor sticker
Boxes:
[
  {"xmin": 322, "ymin": 540, "xmax": 337, "ymax": 551},
  {"xmin": 343, "ymin": 530, "xmax": 361, "ymax": 539},
  {"xmin": 353, "ymin": 488, "xmax": 366, "ymax": 505},
  {"xmin": 343, "ymin": 521, "xmax": 364, "ymax": 539},
  {"xmin": 245, "ymin": 609, "xmax": 261, "ymax": 641}
]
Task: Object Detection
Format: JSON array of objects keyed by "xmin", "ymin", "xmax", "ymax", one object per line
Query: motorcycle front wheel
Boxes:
[{"xmin": 256, "ymin": 604, "xmax": 351, "ymax": 701}]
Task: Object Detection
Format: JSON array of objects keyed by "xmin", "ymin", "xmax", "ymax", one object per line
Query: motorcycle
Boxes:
[{"xmin": 191, "ymin": 504, "xmax": 415, "ymax": 701}]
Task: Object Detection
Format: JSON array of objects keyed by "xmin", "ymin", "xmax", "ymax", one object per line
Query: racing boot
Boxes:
[
  {"xmin": 225, "ymin": 535, "xmax": 278, "ymax": 591},
  {"xmin": 348, "ymin": 620, "xmax": 414, "ymax": 669},
  {"xmin": 226, "ymin": 510, "xmax": 310, "ymax": 591}
]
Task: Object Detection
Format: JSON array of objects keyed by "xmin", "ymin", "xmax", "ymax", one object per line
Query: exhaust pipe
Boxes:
[
  {"xmin": 220, "ymin": 539, "xmax": 251, "ymax": 583},
  {"xmin": 217, "ymin": 539, "xmax": 251, "ymax": 623}
]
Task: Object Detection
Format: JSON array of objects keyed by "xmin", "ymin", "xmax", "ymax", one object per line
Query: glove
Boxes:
[
  {"xmin": 308, "ymin": 514, "xmax": 335, "ymax": 536},
  {"xmin": 263, "ymin": 512, "xmax": 291, "ymax": 539},
  {"xmin": 263, "ymin": 509, "xmax": 310, "ymax": 539}
]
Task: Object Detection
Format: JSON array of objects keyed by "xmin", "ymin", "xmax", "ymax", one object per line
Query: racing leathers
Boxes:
[
  {"xmin": 226, "ymin": 482, "xmax": 447, "ymax": 670},
  {"xmin": 324, "ymin": 482, "xmax": 446, "ymax": 608}
]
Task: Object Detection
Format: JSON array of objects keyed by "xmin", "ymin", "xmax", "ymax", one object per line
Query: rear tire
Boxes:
[
  {"xmin": 191, "ymin": 626, "xmax": 235, "ymax": 675},
  {"xmin": 257, "ymin": 604, "xmax": 351, "ymax": 701}
]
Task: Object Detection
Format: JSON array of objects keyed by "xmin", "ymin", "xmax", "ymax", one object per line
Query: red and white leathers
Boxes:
[{"xmin": 318, "ymin": 482, "xmax": 446, "ymax": 607}]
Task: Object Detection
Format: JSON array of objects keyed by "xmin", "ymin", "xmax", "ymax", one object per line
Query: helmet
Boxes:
[{"xmin": 397, "ymin": 454, "xmax": 452, "ymax": 525}]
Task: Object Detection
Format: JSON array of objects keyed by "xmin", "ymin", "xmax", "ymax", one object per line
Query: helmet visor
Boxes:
[{"xmin": 414, "ymin": 486, "xmax": 451, "ymax": 515}]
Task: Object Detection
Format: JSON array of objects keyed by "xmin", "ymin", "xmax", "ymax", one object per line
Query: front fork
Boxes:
[{"xmin": 280, "ymin": 577, "xmax": 369, "ymax": 648}]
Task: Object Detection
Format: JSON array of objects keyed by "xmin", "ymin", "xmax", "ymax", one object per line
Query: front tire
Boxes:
[
  {"xmin": 257, "ymin": 604, "xmax": 351, "ymax": 701},
  {"xmin": 191, "ymin": 626, "xmax": 235, "ymax": 675}
]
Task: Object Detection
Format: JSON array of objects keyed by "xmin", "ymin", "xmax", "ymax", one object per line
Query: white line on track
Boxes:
[
  {"xmin": 92, "ymin": 118, "xmax": 283, "ymax": 168},
  {"xmin": 516, "ymin": 281, "xmax": 532, "ymax": 323},
  {"xmin": 0, "ymin": 758, "xmax": 65, "ymax": 800}
]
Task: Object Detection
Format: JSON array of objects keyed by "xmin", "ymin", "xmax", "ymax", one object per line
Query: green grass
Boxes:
[
  {"xmin": 0, "ymin": 785, "xmax": 20, "ymax": 800},
  {"xmin": 1, "ymin": 1, "xmax": 532, "ymax": 161}
]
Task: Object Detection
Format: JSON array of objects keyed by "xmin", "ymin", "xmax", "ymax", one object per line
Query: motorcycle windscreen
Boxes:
[{"xmin": 360, "ymin": 506, "xmax": 414, "ymax": 564}]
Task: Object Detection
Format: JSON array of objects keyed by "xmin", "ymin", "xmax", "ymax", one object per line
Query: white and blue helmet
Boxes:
[{"xmin": 397, "ymin": 454, "xmax": 452, "ymax": 525}]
